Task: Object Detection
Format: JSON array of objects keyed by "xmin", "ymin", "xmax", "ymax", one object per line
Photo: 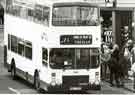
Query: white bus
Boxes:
[{"xmin": 4, "ymin": 0, "xmax": 101, "ymax": 92}]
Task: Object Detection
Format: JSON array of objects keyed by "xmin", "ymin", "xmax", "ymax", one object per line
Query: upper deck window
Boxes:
[
  {"xmin": 34, "ymin": 5, "xmax": 50, "ymax": 26},
  {"xmin": 6, "ymin": 0, "xmax": 50, "ymax": 26},
  {"xmin": 52, "ymin": 3, "xmax": 99, "ymax": 26}
]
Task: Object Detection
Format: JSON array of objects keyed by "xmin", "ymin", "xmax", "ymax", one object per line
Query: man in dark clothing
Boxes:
[
  {"xmin": 109, "ymin": 56, "xmax": 120, "ymax": 87},
  {"xmin": 118, "ymin": 52, "xmax": 129, "ymax": 87},
  {"xmin": 108, "ymin": 44, "xmax": 120, "ymax": 87}
]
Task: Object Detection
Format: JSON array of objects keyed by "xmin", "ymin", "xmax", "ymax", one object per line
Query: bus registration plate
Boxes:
[{"xmin": 69, "ymin": 87, "xmax": 82, "ymax": 90}]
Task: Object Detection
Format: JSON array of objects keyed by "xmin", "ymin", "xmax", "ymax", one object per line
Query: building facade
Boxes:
[{"xmin": 86, "ymin": 0, "xmax": 135, "ymax": 48}]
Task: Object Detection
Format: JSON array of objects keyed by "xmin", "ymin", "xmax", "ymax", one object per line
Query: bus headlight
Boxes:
[
  {"xmin": 56, "ymin": 80, "xmax": 61, "ymax": 85},
  {"xmin": 51, "ymin": 81, "xmax": 56, "ymax": 86},
  {"xmin": 95, "ymin": 72, "xmax": 100, "ymax": 85},
  {"xmin": 51, "ymin": 73, "xmax": 56, "ymax": 86},
  {"xmin": 95, "ymin": 72, "xmax": 99, "ymax": 79},
  {"xmin": 95, "ymin": 80, "xmax": 100, "ymax": 85}
]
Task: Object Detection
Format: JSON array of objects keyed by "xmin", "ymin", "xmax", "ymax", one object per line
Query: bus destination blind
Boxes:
[{"xmin": 60, "ymin": 35, "xmax": 92, "ymax": 45}]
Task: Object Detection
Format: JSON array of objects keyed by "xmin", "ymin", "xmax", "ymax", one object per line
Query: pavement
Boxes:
[
  {"xmin": 123, "ymin": 78, "xmax": 135, "ymax": 93},
  {"xmin": 0, "ymin": 48, "xmax": 7, "ymax": 76},
  {"xmin": 103, "ymin": 73, "xmax": 135, "ymax": 93},
  {"xmin": 0, "ymin": 24, "xmax": 7, "ymax": 76},
  {"xmin": 121, "ymin": 70, "xmax": 135, "ymax": 92},
  {"xmin": 121, "ymin": 71, "xmax": 135, "ymax": 93},
  {"xmin": 0, "ymin": 63, "xmax": 8, "ymax": 76}
]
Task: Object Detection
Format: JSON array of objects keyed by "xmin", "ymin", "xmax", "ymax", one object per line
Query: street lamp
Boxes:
[{"xmin": 113, "ymin": 0, "xmax": 117, "ymax": 8}]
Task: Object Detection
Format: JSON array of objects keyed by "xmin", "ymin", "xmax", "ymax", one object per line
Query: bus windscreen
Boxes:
[{"xmin": 49, "ymin": 48, "xmax": 100, "ymax": 69}]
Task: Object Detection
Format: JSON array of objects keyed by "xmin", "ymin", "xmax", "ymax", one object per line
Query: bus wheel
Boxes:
[
  {"xmin": 34, "ymin": 71, "xmax": 40, "ymax": 90},
  {"xmin": 11, "ymin": 61, "xmax": 16, "ymax": 80}
]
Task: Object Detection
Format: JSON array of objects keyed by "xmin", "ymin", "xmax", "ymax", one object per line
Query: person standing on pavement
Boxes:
[
  {"xmin": 131, "ymin": 54, "xmax": 135, "ymax": 89},
  {"xmin": 109, "ymin": 44, "xmax": 120, "ymax": 87},
  {"xmin": 100, "ymin": 43, "xmax": 111, "ymax": 80},
  {"xmin": 131, "ymin": 43, "xmax": 135, "ymax": 90},
  {"xmin": 124, "ymin": 40, "xmax": 133, "ymax": 72},
  {"xmin": 118, "ymin": 51, "xmax": 129, "ymax": 87},
  {"xmin": 100, "ymin": 43, "xmax": 104, "ymax": 80},
  {"xmin": 131, "ymin": 43, "xmax": 135, "ymax": 66}
]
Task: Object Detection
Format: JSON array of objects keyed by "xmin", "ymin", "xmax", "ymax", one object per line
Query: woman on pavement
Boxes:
[{"xmin": 109, "ymin": 44, "xmax": 120, "ymax": 87}]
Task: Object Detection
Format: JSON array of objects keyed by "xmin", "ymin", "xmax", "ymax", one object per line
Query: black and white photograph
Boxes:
[{"xmin": 0, "ymin": 0, "xmax": 135, "ymax": 94}]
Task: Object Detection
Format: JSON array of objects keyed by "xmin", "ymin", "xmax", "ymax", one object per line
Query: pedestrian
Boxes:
[
  {"xmin": 118, "ymin": 51, "xmax": 129, "ymax": 87},
  {"xmin": 127, "ymin": 39, "xmax": 133, "ymax": 52},
  {"xmin": 131, "ymin": 42, "xmax": 135, "ymax": 65},
  {"xmin": 131, "ymin": 43, "xmax": 135, "ymax": 90},
  {"xmin": 108, "ymin": 44, "xmax": 120, "ymax": 87},
  {"xmin": 131, "ymin": 61, "xmax": 135, "ymax": 90},
  {"xmin": 124, "ymin": 40, "xmax": 132, "ymax": 71},
  {"xmin": 100, "ymin": 43, "xmax": 111, "ymax": 80},
  {"xmin": 123, "ymin": 26, "xmax": 129, "ymax": 44},
  {"xmin": 100, "ymin": 43, "xmax": 105, "ymax": 80}
]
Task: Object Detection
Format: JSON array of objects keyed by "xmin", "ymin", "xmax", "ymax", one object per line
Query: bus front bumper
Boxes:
[
  {"xmin": 49, "ymin": 83, "xmax": 101, "ymax": 91},
  {"xmin": 40, "ymin": 82, "xmax": 101, "ymax": 92}
]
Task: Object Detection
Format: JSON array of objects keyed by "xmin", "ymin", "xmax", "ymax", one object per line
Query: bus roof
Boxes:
[
  {"xmin": 40, "ymin": 0, "xmax": 98, "ymax": 6},
  {"xmin": 14, "ymin": 0, "xmax": 98, "ymax": 7}
]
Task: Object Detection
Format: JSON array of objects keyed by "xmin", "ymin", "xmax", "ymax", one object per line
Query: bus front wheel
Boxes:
[{"xmin": 34, "ymin": 70, "xmax": 40, "ymax": 90}]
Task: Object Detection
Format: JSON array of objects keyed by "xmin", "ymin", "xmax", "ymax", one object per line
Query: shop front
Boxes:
[
  {"xmin": 86, "ymin": 0, "xmax": 135, "ymax": 47},
  {"xmin": 101, "ymin": 8, "xmax": 133, "ymax": 48}
]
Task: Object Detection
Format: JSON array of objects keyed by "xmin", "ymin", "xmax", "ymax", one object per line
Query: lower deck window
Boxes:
[
  {"xmin": 8, "ymin": 34, "xmax": 32, "ymax": 60},
  {"xmin": 18, "ymin": 42, "xmax": 24, "ymax": 56},
  {"xmin": 8, "ymin": 34, "xmax": 11, "ymax": 50},
  {"xmin": 11, "ymin": 35, "xmax": 17, "ymax": 53},
  {"xmin": 25, "ymin": 42, "xmax": 32, "ymax": 59},
  {"xmin": 25, "ymin": 46, "xmax": 32, "ymax": 59}
]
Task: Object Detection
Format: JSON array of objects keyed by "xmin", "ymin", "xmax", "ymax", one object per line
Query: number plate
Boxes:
[{"xmin": 69, "ymin": 87, "xmax": 82, "ymax": 90}]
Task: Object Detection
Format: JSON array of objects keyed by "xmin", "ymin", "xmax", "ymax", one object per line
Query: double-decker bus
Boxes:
[{"xmin": 4, "ymin": 0, "xmax": 101, "ymax": 92}]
